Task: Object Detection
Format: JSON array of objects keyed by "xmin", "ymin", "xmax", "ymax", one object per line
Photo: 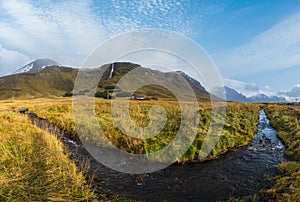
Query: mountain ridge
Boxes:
[
  {"xmin": 0, "ymin": 62, "xmax": 210, "ymax": 101},
  {"xmin": 248, "ymin": 94, "xmax": 286, "ymax": 102},
  {"xmin": 213, "ymin": 86, "xmax": 248, "ymax": 102},
  {"xmin": 213, "ymin": 86, "xmax": 286, "ymax": 102}
]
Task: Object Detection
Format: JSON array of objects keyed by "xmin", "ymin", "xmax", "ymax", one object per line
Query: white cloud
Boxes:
[
  {"xmin": 0, "ymin": 0, "xmax": 107, "ymax": 71},
  {"xmin": 0, "ymin": 43, "xmax": 30, "ymax": 76},
  {"xmin": 96, "ymin": 0, "xmax": 225, "ymax": 37},
  {"xmin": 0, "ymin": 0, "xmax": 196, "ymax": 75},
  {"xmin": 82, "ymin": 29, "xmax": 224, "ymax": 93},
  {"xmin": 223, "ymin": 78, "xmax": 273, "ymax": 97},
  {"xmin": 294, "ymin": 84, "xmax": 300, "ymax": 88},
  {"xmin": 0, "ymin": 0, "xmax": 225, "ymax": 76},
  {"xmin": 213, "ymin": 10, "xmax": 300, "ymax": 78}
]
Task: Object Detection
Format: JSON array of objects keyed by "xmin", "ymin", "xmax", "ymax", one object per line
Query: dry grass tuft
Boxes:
[{"xmin": 0, "ymin": 111, "xmax": 95, "ymax": 201}]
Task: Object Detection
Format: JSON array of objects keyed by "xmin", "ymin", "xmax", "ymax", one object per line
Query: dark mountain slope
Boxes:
[{"xmin": 1, "ymin": 62, "xmax": 210, "ymax": 101}]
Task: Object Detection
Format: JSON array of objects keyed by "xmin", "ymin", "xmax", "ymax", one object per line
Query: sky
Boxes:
[{"xmin": 1, "ymin": 0, "xmax": 300, "ymax": 95}]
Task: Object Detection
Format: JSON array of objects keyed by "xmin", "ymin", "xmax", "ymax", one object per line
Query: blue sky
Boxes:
[{"xmin": 0, "ymin": 0, "xmax": 300, "ymax": 95}]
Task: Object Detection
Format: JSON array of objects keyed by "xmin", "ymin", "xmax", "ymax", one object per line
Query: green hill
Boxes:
[
  {"xmin": 0, "ymin": 62, "xmax": 210, "ymax": 101},
  {"xmin": 93, "ymin": 62, "xmax": 210, "ymax": 100},
  {"xmin": 0, "ymin": 66, "xmax": 77, "ymax": 99}
]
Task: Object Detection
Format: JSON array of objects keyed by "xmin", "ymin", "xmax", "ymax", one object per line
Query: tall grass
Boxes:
[
  {"xmin": 261, "ymin": 104, "xmax": 300, "ymax": 201},
  {"xmin": 264, "ymin": 105, "xmax": 300, "ymax": 160},
  {"xmin": 0, "ymin": 111, "xmax": 95, "ymax": 201},
  {"xmin": 207, "ymin": 103, "xmax": 259, "ymax": 158},
  {"xmin": 1, "ymin": 99, "xmax": 260, "ymax": 162},
  {"xmin": 2, "ymin": 99, "xmax": 298, "ymax": 200}
]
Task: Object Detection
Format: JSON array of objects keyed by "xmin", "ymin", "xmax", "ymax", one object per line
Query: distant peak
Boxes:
[{"xmin": 14, "ymin": 58, "xmax": 61, "ymax": 74}]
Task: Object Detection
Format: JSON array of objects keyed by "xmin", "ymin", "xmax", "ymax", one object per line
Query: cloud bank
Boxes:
[
  {"xmin": 213, "ymin": 10, "xmax": 300, "ymax": 78},
  {"xmin": 223, "ymin": 78, "xmax": 273, "ymax": 97},
  {"xmin": 0, "ymin": 43, "xmax": 30, "ymax": 76},
  {"xmin": 0, "ymin": 0, "xmax": 225, "ymax": 75},
  {"xmin": 0, "ymin": 0, "xmax": 107, "ymax": 73}
]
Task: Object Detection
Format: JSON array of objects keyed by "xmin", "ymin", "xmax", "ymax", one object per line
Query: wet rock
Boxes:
[
  {"xmin": 248, "ymin": 146, "xmax": 257, "ymax": 151},
  {"xmin": 136, "ymin": 182, "xmax": 143, "ymax": 186}
]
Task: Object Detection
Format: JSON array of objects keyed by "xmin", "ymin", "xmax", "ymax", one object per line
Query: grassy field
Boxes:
[
  {"xmin": 2, "ymin": 98, "xmax": 300, "ymax": 201},
  {"xmin": 0, "ymin": 98, "xmax": 260, "ymax": 162},
  {"xmin": 259, "ymin": 104, "xmax": 300, "ymax": 201},
  {"xmin": 0, "ymin": 110, "xmax": 95, "ymax": 201},
  {"xmin": 0, "ymin": 98, "xmax": 262, "ymax": 201}
]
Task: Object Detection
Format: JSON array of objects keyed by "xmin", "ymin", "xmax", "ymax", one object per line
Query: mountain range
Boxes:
[
  {"xmin": 0, "ymin": 59, "xmax": 210, "ymax": 100},
  {"xmin": 2, "ymin": 58, "xmax": 299, "ymax": 102},
  {"xmin": 248, "ymin": 94, "xmax": 286, "ymax": 102},
  {"xmin": 213, "ymin": 86, "xmax": 288, "ymax": 102}
]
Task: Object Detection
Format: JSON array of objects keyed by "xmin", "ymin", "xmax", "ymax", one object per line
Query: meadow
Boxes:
[
  {"xmin": 2, "ymin": 98, "xmax": 299, "ymax": 201},
  {"xmin": 1, "ymin": 98, "xmax": 260, "ymax": 162},
  {"xmin": 0, "ymin": 110, "xmax": 95, "ymax": 201}
]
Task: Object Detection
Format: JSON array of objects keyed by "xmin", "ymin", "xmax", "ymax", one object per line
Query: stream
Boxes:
[{"xmin": 29, "ymin": 109, "xmax": 286, "ymax": 201}]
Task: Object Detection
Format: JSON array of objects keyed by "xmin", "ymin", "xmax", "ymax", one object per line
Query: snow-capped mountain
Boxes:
[
  {"xmin": 223, "ymin": 78, "xmax": 262, "ymax": 97},
  {"xmin": 14, "ymin": 59, "xmax": 60, "ymax": 74},
  {"xmin": 277, "ymin": 84, "xmax": 300, "ymax": 101},
  {"xmin": 213, "ymin": 86, "xmax": 286, "ymax": 102},
  {"xmin": 219, "ymin": 78, "xmax": 287, "ymax": 102},
  {"xmin": 248, "ymin": 94, "xmax": 286, "ymax": 102}
]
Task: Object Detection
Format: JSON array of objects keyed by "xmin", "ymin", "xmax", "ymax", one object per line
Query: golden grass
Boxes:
[
  {"xmin": 2, "ymin": 98, "xmax": 299, "ymax": 201},
  {"xmin": 0, "ymin": 110, "xmax": 95, "ymax": 201},
  {"xmin": 0, "ymin": 98, "xmax": 260, "ymax": 162}
]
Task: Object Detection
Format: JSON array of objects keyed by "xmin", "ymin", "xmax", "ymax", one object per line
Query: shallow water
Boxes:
[{"xmin": 29, "ymin": 109, "xmax": 286, "ymax": 201}]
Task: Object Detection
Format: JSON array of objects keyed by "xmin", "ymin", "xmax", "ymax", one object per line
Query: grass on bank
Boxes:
[
  {"xmin": 259, "ymin": 104, "xmax": 300, "ymax": 201},
  {"xmin": 264, "ymin": 105, "xmax": 300, "ymax": 161},
  {"xmin": 1, "ymin": 98, "xmax": 299, "ymax": 201},
  {"xmin": 0, "ymin": 98, "xmax": 260, "ymax": 162},
  {"xmin": 0, "ymin": 111, "xmax": 95, "ymax": 201}
]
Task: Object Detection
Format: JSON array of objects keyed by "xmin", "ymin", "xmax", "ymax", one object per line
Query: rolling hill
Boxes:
[
  {"xmin": 94, "ymin": 62, "xmax": 210, "ymax": 101},
  {"xmin": 0, "ymin": 62, "xmax": 210, "ymax": 101},
  {"xmin": 0, "ymin": 66, "xmax": 77, "ymax": 99}
]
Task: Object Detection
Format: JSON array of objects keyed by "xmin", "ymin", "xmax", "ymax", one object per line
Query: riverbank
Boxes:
[
  {"xmin": 3, "ymin": 98, "xmax": 289, "ymax": 201},
  {"xmin": 259, "ymin": 104, "xmax": 300, "ymax": 201},
  {"xmin": 27, "ymin": 107, "xmax": 284, "ymax": 201},
  {"xmin": 14, "ymin": 99, "xmax": 260, "ymax": 162},
  {"xmin": 0, "ymin": 111, "xmax": 95, "ymax": 201}
]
